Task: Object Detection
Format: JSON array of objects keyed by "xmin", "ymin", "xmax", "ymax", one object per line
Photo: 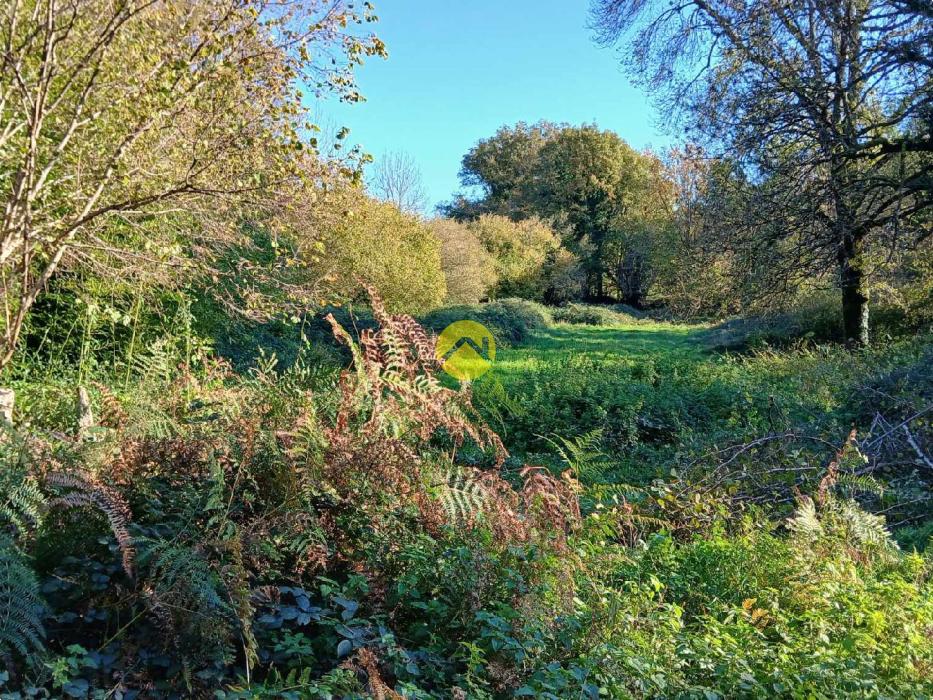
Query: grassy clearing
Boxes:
[{"xmin": 474, "ymin": 317, "xmax": 931, "ymax": 492}]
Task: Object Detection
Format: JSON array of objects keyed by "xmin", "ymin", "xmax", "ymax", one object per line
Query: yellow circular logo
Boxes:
[{"xmin": 436, "ymin": 320, "xmax": 496, "ymax": 381}]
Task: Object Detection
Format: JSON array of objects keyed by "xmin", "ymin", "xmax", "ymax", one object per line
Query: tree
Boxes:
[
  {"xmin": 648, "ymin": 146, "xmax": 749, "ymax": 317},
  {"xmin": 537, "ymin": 127, "xmax": 672, "ymax": 302},
  {"xmin": 430, "ymin": 219, "xmax": 496, "ymax": 304},
  {"xmin": 592, "ymin": 0, "xmax": 933, "ymax": 345},
  {"xmin": 468, "ymin": 215, "xmax": 566, "ymax": 300},
  {"xmin": 442, "ymin": 121, "xmax": 560, "ymax": 220},
  {"xmin": 310, "ymin": 187, "xmax": 446, "ymax": 313},
  {"xmin": 0, "ymin": 0, "xmax": 385, "ymax": 367},
  {"xmin": 447, "ymin": 122, "xmax": 672, "ymax": 302},
  {"xmin": 370, "ymin": 150, "xmax": 429, "ymax": 215}
]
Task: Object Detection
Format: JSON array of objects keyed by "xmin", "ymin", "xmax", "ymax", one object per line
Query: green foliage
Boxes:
[
  {"xmin": 3, "ymin": 0, "xmax": 930, "ymax": 695},
  {"xmin": 0, "ymin": 0, "xmax": 386, "ymax": 368},
  {"xmin": 2, "ymin": 273, "xmax": 931, "ymax": 698},
  {"xmin": 431, "ymin": 218, "xmax": 498, "ymax": 304},
  {"xmin": 0, "ymin": 426, "xmax": 45, "ymax": 537},
  {"xmin": 467, "ymin": 214, "xmax": 571, "ymax": 301},
  {"xmin": 541, "ymin": 428, "xmax": 611, "ymax": 482},
  {"xmin": 788, "ymin": 496, "xmax": 900, "ymax": 562},
  {"xmin": 432, "ymin": 466, "xmax": 490, "ymax": 526},
  {"xmin": 314, "ymin": 187, "xmax": 447, "ymax": 314},
  {"xmin": 0, "ymin": 536, "xmax": 44, "ymax": 657},
  {"xmin": 594, "ymin": 523, "xmax": 933, "ymax": 697},
  {"xmin": 421, "ymin": 298, "xmax": 553, "ymax": 346},
  {"xmin": 144, "ymin": 540, "xmax": 240, "ymax": 669},
  {"xmin": 446, "ymin": 122, "xmax": 672, "ymax": 303},
  {"xmin": 551, "ymin": 303, "xmax": 643, "ymax": 326}
]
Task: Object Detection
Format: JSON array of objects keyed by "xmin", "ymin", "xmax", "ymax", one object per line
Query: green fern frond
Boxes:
[
  {"xmin": 0, "ymin": 424, "xmax": 45, "ymax": 536},
  {"xmin": 835, "ymin": 500, "xmax": 897, "ymax": 552},
  {"xmin": 0, "ymin": 478, "xmax": 45, "ymax": 537},
  {"xmin": 433, "ymin": 466, "xmax": 487, "ymax": 524},
  {"xmin": 131, "ymin": 340, "xmax": 176, "ymax": 384},
  {"xmin": 787, "ymin": 497, "xmax": 823, "ymax": 539},
  {"xmin": 142, "ymin": 540, "xmax": 237, "ymax": 666},
  {"xmin": 788, "ymin": 496, "xmax": 898, "ymax": 557},
  {"xmin": 584, "ymin": 482, "xmax": 645, "ymax": 507},
  {"xmin": 834, "ymin": 472, "xmax": 885, "ymax": 500},
  {"xmin": 540, "ymin": 429, "xmax": 611, "ymax": 482},
  {"xmin": 0, "ymin": 536, "xmax": 45, "ymax": 656}
]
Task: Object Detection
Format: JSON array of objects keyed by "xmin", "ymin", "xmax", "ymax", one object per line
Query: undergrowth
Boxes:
[{"xmin": 0, "ymin": 291, "xmax": 930, "ymax": 698}]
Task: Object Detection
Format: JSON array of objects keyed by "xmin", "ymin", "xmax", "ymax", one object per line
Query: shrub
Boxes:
[
  {"xmin": 551, "ymin": 303, "xmax": 642, "ymax": 326},
  {"xmin": 311, "ymin": 187, "xmax": 447, "ymax": 314},
  {"xmin": 468, "ymin": 215, "xmax": 572, "ymax": 301},
  {"xmin": 0, "ymin": 289, "xmax": 585, "ymax": 696},
  {"xmin": 431, "ymin": 218, "xmax": 498, "ymax": 304},
  {"xmin": 422, "ymin": 298, "xmax": 553, "ymax": 346}
]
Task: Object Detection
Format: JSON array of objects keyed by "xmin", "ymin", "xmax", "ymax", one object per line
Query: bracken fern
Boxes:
[
  {"xmin": 0, "ymin": 535, "xmax": 44, "ymax": 656},
  {"xmin": 0, "ymin": 424, "xmax": 45, "ymax": 537}
]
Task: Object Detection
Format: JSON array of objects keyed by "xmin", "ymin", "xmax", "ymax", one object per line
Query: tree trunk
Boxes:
[
  {"xmin": 839, "ymin": 233, "xmax": 869, "ymax": 348},
  {"xmin": 593, "ymin": 235, "xmax": 606, "ymax": 301}
]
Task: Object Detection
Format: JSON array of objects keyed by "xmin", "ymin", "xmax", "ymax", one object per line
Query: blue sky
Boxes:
[{"xmin": 318, "ymin": 0, "xmax": 671, "ymax": 212}]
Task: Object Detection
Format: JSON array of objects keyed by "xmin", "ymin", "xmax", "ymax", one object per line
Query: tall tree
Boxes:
[
  {"xmin": 0, "ymin": 0, "xmax": 385, "ymax": 367},
  {"xmin": 442, "ymin": 121, "xmax": 560, "ymax": 220},
  {"xmin": 592, "ymin": 0, "xmax": 933, "ymax": 345},
  {"xmin": 370, "ymin": 150, "xmax": 428, "ymax": 215},
  {"xmin": 536, "ymin": 126, "xmax": 671, "ymax": 302},
  {"xmin": 446, "ymin": 122, "xmax": 670, "ymax": 302}
]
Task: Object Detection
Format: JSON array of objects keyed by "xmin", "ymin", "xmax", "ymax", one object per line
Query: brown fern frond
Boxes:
[
  {"xmin": 93, "ymin": 383, "xmax": 128, "ymax": 430},
  {"xmin": 475, "ymin": 470, "xmax": 529, "ymax": 544},
  {"xmin": 520, "ymin": 465, "xmax": 582, "ymax": 544},
  {"xmin": 217, "ymin": 535, "xmax": 259, "ymax": 675},
  {"xmin": 319, "ymin": 284, "xmax": 576, "ymax": 552},
  {"xmin": 44, "ymin": 470, "xmax": 135, "ymax": 578},
  {"xmin": 342, "ymin": 647, "xmax": 404, "ymax": 700},
  {"xmin": 816, "ymin": 428, "xmax": 859, "ymax": 506}
]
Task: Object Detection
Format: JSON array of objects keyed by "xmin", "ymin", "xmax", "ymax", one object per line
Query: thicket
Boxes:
[{"xmin": 0, "ymin": 290, "xmax": 931, "ymax": 697}]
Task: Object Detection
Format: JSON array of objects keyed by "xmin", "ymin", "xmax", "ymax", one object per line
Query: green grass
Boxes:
[
  {"xmin": 471, "ymin": 317, "xmax": 930, "ymax": 488},
  {"xmin": 4, "ymin": 302, "xmax": 931, "ymax": 697},
  {"xmin": 492, "ymin": 321, "xmax": 706, "ymax": 372}
]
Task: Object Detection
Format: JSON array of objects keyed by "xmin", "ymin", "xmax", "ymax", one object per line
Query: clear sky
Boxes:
[{"xmin": 318, "ymin": 0, "xmax": 671, "ymax": 213}]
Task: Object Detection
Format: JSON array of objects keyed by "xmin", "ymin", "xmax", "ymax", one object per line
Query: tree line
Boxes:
[
  {"xmin": 1, "ymin": 0, "xmax": 930, "ymax": 376},
  {"xmin": 591, "ymin": 0, "xmax": 933, "ymax": 346}
]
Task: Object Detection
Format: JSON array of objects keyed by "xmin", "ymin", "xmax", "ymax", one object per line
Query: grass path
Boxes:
[
  {"xmin": 493, "ymin": 321, "xmax": 709, "ymax": 375},
  {"xmin": 473, "ymin": 320, "xmax": 727, "ymax": 482},
  {"xmin": 473, "ymin": 318, "xmax": 923, "ymax": 485}
]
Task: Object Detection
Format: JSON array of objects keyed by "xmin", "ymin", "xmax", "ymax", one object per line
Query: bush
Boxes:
[
  {"xmin": 311, "ymin": 187, "xmax": 447, "ymax": 314},
  {"xmin": 431, "ymin": 218, "xmax": 498, "ymax": 304},
  {"xmin": 468, "ymin": 214, "xmax": 574, "ymax": 301},
  {"xmin": 551, "ymin": 302, "xmax": 642, "ymax": 326},
  {"xmin": 421, "ymin": 297, "xmax": 553, "ymax": 346},
  {"xmin": 0, "ymin": 291, "xmax": 582, "ymax": 697}
]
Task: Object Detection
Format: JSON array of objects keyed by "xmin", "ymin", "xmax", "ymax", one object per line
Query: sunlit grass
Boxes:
[{"xmin": 472, "ymin": 316, "xmax": 931, "ymax": 487}]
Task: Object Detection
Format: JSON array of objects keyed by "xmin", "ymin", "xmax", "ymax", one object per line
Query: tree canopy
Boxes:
[
  {"xmin": 444, "ymin": 122, "xmax": 671, "ymax": 303},
  {"xmin": 0, "ymin": 0, "xmax": 385, "ymax": 366},
  {"xmin": 591, "ymin": 0, "xmax": 933, "ymax": 344}
]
